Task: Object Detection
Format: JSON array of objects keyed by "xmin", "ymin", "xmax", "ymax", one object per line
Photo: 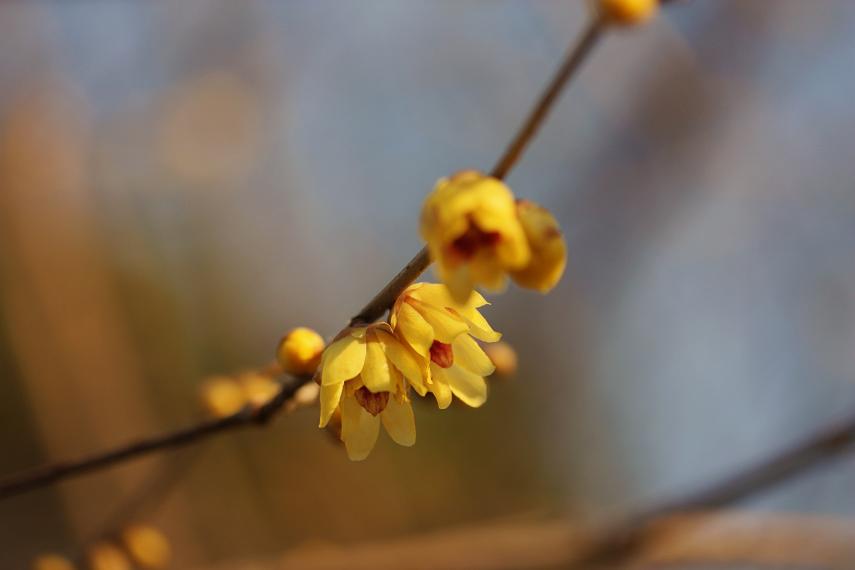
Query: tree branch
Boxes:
[{"xmin": 0, "ymin": 12, "xmax": 616, "ymax": 501}]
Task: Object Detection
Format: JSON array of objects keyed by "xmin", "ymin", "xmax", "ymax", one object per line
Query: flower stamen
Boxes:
[
  {"xmin": 429, "ymin": 341, "xmax": 454, "ymax": 368},
  {"xmin": 354, "ymin": 386, "xmax": 390, "ymax": 416}
]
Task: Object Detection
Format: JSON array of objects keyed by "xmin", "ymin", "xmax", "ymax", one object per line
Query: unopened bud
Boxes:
[
  {"xmin": 199, "ymin": 376, "xmax": 246, "ymax": 418},
  {"xmin": 86, "ymin": 542, "xmax": 131, "ymax": 570},
  {"xmin": 598, "ymin": 0, "xmax": 658, "ymax": 26},
  {"xmin": 276, "ymin": 327, "xmax": 326, "ymax": 376},
  {"xmin": 483, "ymin": 341, "xmax": 518, "ymax": 378},
  {"xmin": 121, "ymin": 524, "xmax": 172, "ymax": 569},
  {"xmin": 239, "ymin": 372, "xmax": 280, "ymax": 408},
  {"xmin": 31, "ymin": 554, "xmax": 75, "ymax": 570}
]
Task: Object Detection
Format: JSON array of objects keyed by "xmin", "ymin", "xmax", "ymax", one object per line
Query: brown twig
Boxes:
[
  {"xmin": 0, "ymin": 13, "xmax": 612, "ymax": 501},
  {"xmin": 491, "ymin": 16, "xmax": 605, "ymax": 180}
]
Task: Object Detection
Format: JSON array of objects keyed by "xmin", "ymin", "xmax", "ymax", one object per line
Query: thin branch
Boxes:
[
  {"xmin": 570, "ymin": 410, "xmax": 855, "ymax": 567},
  {"xmin": 0, "ymin": 375, "xmax": 309, "ymax": 500},
  {"xmin": 491, "ymin": 16, "xmax": 605, "ymax": 180},
  {"xmin": 0, "ymin": 13, "xmax": 609, "ymax": 500}
]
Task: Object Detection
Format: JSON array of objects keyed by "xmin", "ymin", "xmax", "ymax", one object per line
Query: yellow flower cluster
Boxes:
[
  {"xmin": 319, "ymin": 283, "xmax": 501, "ymax": 460},
  {"xmin": 32, "ymin": 524, "xmax": 171, "ymax": 570},
  {"xmin": 420, "ymin": 171, "xmax": 566, "ymax": 302},
  {"xmin": 317, "ymin": 170, "xmax": 567, "ymax": 460}
]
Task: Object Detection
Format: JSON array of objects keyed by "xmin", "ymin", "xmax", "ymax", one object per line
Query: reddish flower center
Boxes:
[
  {"xmin": 354, "ymin": 386, "xmax": 389, "ymax": 416},
  {"xmin": 450, "ymin": 222, "xmax": 501, "ymax": 261},
  {"xmin": 429, "ymin": 341, "xmax": 454, "ymax": 368}
]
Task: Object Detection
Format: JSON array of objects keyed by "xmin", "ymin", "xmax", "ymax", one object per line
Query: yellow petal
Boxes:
[
  {"xmin": 469, "ymin": 253, "xmax": 507, "ymax": 292},
  {"xmin": 439, "ymin": 263, "xmax": 475, "ymax": 304},
  {"xmin": 341, "ymin": 395, "xmax": 380, "ymax": 461},
  {"xmin": 318, "ymin": 381, "xmax": 343, "ymax": 427},
  {"xmin": 381, "ymin": 397, "xmax": 416, "ymax": 447},
  {"xmin": 395, "ymin": 302, "xmax": 435, "ymax": 356},
  {"xmin": 428, "ymin": 364, "xmax": 454, "ymax": 409},
  {"xmin": 455, "ymin": 308, "xmax": 502, "ymax": 343},
  {"xmin": 361, "ymin": 333, "xmax": 394, "ymax": 393},
  {"xmin": 444, "ymin": 364, "xmax": 488, "ymax": 408},
  {"xmin": 452, "ymin": 334, "xmax": 495, "ymax": 377},
  {"xmin": 321, "ymin": 334, "xmax": 366, "ymax": 386},
  {"xmin": 409, "ymin": 282, "xmax": 487, "ymax": 311},
  {"xmin": 409, "ymin": 298, "xmax": 468, "ymax": 343},
  {"xmin": 510, "ymin": 200, "xmax": 567, "ymax": 293},
  {"xmin": 375, "ymin": 330, "xmax": 428, "ymax": 395}
]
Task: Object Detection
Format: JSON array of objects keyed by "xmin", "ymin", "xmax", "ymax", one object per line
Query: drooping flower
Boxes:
[
  {"xmin": 391, "ymin": 282, "xmax": 499, "ymax": 409},
  {"xmin": 318, "ymin": 323, "xmax": 424, "ymax": 460},
  {"xmin": 420, "ymin": 171, "xmax": 530, "ymax": 302},
  {"xmin": 510, "ymin": 200, "xmax": 567, "ymax": 293}
]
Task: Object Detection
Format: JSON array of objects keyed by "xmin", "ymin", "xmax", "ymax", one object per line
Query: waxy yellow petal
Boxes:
[
  {"xmin": 409, "ymin": 298, "xmax": 468, "ymax": 343},
  {"xmin": 376, "ymin": 329, "xmax": 428, "ymax": 395},
  {"xmin": 396, "ymin": 302, "xmax": 435, "ymax": 356},
  {"xmin": 381, "ymin": 398, "xmax": 416, "ymax": 447},
  {"xmin": 361, "ymin": 334, "xmax": 394, "ymax": 393},
  {"xmin": 444, "ymin": 364, "xmax": 488, "ymax": 408},
  {"xmin": 428, "ymin": 364, "xmax": 454, "ymax": 409},
  {"xmin": 318, "ymin": 382, "xmax": 343, "ymax": 427},
  {"xmin": 321, "ymin": 333, "xmax": 366, "ymax": 386},
  {"xmin": 510, "ymin": 200, "xmax": 567, "ymax": 293},
  {"xmin": 341, "ymin": 395, "xmax": 380, "ymax": 461},
  {"xmin": 452, "ymin": 334, "xmax": 495, "ymax": 377}
]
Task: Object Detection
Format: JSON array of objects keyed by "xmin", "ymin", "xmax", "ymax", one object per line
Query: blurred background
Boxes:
[{"xmin": 2, "ymin": 0, "xmax": 855, "ymax": 567}]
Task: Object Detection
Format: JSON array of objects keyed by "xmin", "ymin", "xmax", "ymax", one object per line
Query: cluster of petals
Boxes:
[
  {"xmin": 419, "ymin": 170, "xmax": 566, "ymax": 302},
  {"xmin": 318, "ymin": 283, "xmax": 501, "ymax": 460}
]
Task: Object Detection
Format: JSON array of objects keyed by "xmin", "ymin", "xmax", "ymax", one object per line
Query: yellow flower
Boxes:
[
  {"xmin": 510, "ymin": 200, "xmax": 567, "ymax": 293},
  {"xmin": 420, "ymin": 171, "xmax": 530, "ymax": 302},
  {"xmin": 31, "ymin": 554, "xmax": 75, "ymax": 570},
  {"xmin": 318, "ymin": 324, "xmax": 423, "ymax": 461},
  {"xmin": 391, "ymin": 283, "xmax": 499, "ymax": 409},
  {"xmin": 121, "ymin": 524, "xmax": 172, "ymax": 569},
  {"xmin": 86, "ymin": 543, "xmax": 131, "ymax": 570},
  {"xmin": 276, "ymin": 327, "xmax": 325, "ymax": 376},
  {"xmin": 599, "ymin": 0, "xmax": 658, "ymax": 25}
]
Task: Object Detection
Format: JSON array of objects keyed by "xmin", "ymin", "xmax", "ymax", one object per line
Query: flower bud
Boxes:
[
  {"xmin": 86, "ymin": 542, "xmax": 131, "ymax": 570},
  {"xmin": 121, "ymin": 524, "xmax": 172, "ymax": 569},
  {"xmin": 31, "ymin": 554, "xmax": 75, "ymax": 570},
  {"xmin": 238, "ymin": 372, "xmax": 280, "ymax": 408},
  {"xmin": 199, "ymin": 376, "xmax": 246, "ymax": 418},
  {"xmin": 510, "ymin": 200, "xmax": 566, "ymax": 293},
  {"xmin": 598, "ymin": 0, "xmax": 658, "ymax": 25},
  {"xmin": 483, "ymin": 341, "xmax": 518, "ymax": 378},
  {"xmin": 276, "ymin": 327, "xmax": 325, "ymax": 376}
]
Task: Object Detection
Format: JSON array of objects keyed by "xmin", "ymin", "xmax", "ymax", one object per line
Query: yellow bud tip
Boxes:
[
  {"xmin": 483, "ymin": 341, "xmax": 518, "ymax": 378},
  {"xmin": 31, "ymin": 554, "xmax": 75, "ymax": 570},
  {"xmin": 199, "ymin": 376, "xmax": 246, "ymax": 418},
  {"xmin": 121, "ymin": 524, "xmax": 172, "ymax": 569},
  {"xmin": 276, "ymin": 327, "xmax": 326, "ymax": 375},
  {"xmin": 599, "ymin": 0, "xmax": 658, "ymax": 25},
  {"xmin": 86, "ymin": 542, "xmax": 132, "ymax": 570}
]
